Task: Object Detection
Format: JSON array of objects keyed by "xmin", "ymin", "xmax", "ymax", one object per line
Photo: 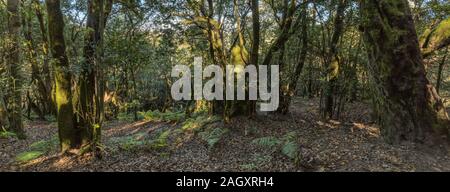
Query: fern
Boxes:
[
  {"xmin": 150, "ymin": 130, "xmax": 171, "ymax": 149},
  {"xmin": 281, "ymin": 131, "xmax": 299, "ymax": 159},
  {"xmin": 251, "ymin": 136, "xmax": 281, "ymax": 149},
  {"xmin": 252, "ymin": 132, "xmax": 299, "ymax": 160},
  {"xmin": 199, "ymin": 127, "xmax": 229, "ymax": 149},
  {"xmin": 282, "ymin": 141, "xmax": 298, "ymax": 159}
]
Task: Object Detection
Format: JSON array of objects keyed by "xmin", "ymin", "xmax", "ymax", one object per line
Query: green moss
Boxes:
[
  {"xmin": 29, "ymin": 136, "xmax": 58, "ymax": 151},
  {"xmin": 14, "ymin": 135, "xmax": 58, "ymax": 163},
  {"xmin": 15, "ymin": 151, "xmax": 44, "ymax": 163}
]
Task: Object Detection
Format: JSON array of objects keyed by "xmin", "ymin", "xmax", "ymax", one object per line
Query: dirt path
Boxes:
[{"xmin": 1, "ymin": 98, "xmax": 449, "ymax": 172}]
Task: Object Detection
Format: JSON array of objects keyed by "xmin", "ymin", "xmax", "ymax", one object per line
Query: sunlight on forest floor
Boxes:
[{"xmin": 1, "ymin": 98, "xmax": 449, "ymax": 172}]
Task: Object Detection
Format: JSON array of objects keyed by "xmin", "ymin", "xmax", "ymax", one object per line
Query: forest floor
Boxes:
[{"xmin": 1, "ymin": 98, "xmax": 449, "ymax": 172}]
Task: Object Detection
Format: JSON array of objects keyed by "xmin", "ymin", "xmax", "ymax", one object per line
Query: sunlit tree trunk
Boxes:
[
  {"xmin": 46, "ymin": 0, "xmax": 77, "ymax": 152},
  {"xmin": 360, "ymin": 0, "xmax": 449, "ymax": 143}
]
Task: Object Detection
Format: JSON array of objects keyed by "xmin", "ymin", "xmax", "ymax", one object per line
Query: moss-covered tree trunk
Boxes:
[
  {"xmin": 420, "ymin": 17, "xmax": 450, "ymax": 58},
  {"xmin": 46, "ymin": 0, "xmax": 78, "ymax": 152},
  {"xmin": 5, "ymin": 0, "xmax": 25, "ymax": 138},
  {"xmin": 228, "ymin": 0, "xmax": 251, "ymax": 117},
  {"xmin": 360, "ymin": 0, "xmax": 449, "ymax": 143}
]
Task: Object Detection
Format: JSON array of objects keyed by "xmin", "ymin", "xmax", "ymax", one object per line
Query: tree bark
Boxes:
[
  {"xmin": 360, "ymin": 0, "xmax": 449, "ymax": 144},
  {"xmin": 46, "ymin": 0, "xmax": 77, "ymax": 152}
]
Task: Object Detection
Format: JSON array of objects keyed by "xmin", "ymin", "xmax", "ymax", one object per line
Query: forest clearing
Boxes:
[{"xmin": 1, "ymin": 0, "xmax": 450, "ymax": 172}]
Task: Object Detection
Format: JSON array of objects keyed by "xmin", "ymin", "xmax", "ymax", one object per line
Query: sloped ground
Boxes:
[{"xmin": 1, "ymin": 98, "xmax": 449, "ymax": 172}]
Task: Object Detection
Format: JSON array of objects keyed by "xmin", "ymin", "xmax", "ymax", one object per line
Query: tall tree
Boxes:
[
  {"xmin": 278, "ymin": 1, "xmax": 310, "ymax": 114},
  {"xmin": 46, "ymin": 0, "xmax": 77, "ymax": 152},
  {"xmin": 77, "ymin": 0, "xmax": 113, "ymax": 149},
  {"xmin": 5, "ymin": 0, "xmax": 25, "ymax": 138},
  {"xmin": 249, "ymin": 0, "xmax": 260, "ymax": 115},
  {"xmin": 360, "ymin": 0, "xmax": 449, "ymax": 143},
  {"xmin": 320, "ymin": 0, "xmax": 347, "ymax": 119}
]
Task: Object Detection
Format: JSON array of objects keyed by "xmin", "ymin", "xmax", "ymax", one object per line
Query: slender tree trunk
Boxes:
[
  {"xmin": 249, "ymin": 0, "xmax": 260, "ymax": 116},
  {"xmin": 6, "ymin": 0, "xmax": 25, "ymax": 138},
  {"xmin": 33, "ymin": 0, "xmax": 55, "ymax": 115},
  {"xmin": 46, "ymin": 0, "xmax": 77, "ymax": 152},
  {"xmin": 360, "ymin": 0, "xmax": 449, "ymax": 144},
  {"xmin": 321, "ymin": 0, "xmax": 347, "ymax": 119},
  {"xmin": 229, "ymin": 0, "xmax": 251, "ymax": 116},
  {"xmin": 77, "ymin": 0, "xmax": 112, "ymax": 150},
  {"xmin": 278, "ymin": 2, "xmax": 309, "ymax": 114},
  {"xmin": 22, "ymin": 5, "xmax": 47, "ymax": 120},
  {"xmin": 261, "ymin": 0, "xmax": 296, "ymax": 67}
]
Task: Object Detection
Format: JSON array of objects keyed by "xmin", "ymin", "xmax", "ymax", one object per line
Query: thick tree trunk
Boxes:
[
  {"xmin": 360, "ymin": 0, "xmax": 449, "ymax": 144},
  {"xmin": 6, "ymin": 0, "xmax": 25, "ymax": 138},
  {"xmin": 46, "ymin": 0, "xmax": 77, "ymax": 152}
]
